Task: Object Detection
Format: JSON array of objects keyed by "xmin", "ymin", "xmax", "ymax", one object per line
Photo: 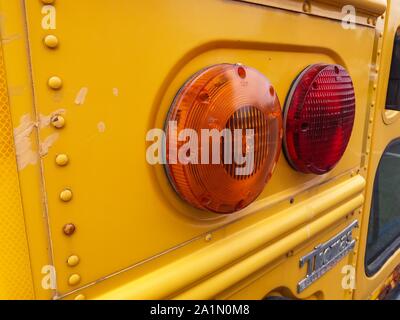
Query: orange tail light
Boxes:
[{"xmin": 165, "ymin": 63, "xmax": 282, "ymax": 214}]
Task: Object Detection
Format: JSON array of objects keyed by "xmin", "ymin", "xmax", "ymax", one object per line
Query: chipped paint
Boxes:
[
  {"xmin": 1, "ymin": 33, "xmax": 23, "ymax": 44},
  {"xmin": 14, "ymin": 110, "xmax": 66, "ymax": 170},
  {"xmin": 39, "ymin": 108, "xmax": 66, "ymax": 129},
  {"xmin": 97, "ymin": 121, "xmax": 106, "ymax": 133},
  {"xmin": 13, "ymin": 114, "xmax": 38, "ymax": 170},
  {"xmin": 39, "ymin": 133, "xmax": 60, "ymax": 157},
  {"xmin": 75, "ymin": 87, "xmax": 88, "ymax": 105}
]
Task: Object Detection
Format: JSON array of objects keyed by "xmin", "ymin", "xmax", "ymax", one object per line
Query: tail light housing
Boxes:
[
  {"xmin": 165, "ymin": 64, "xmax": 282, "ymax": 214},
  {"xmin": 283, "ymin": 64, "xmax": 356, "ymax": 175}
]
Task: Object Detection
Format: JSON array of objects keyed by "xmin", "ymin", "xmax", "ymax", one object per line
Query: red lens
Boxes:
[{"xmin": 283, "ymin": 64, "xmax": 355, "ymax": 174}]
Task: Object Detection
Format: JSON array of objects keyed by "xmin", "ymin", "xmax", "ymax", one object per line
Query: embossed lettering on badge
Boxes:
[{"xmin": 297, "ymin": 220, "xmax": 359, "ymax": 293}]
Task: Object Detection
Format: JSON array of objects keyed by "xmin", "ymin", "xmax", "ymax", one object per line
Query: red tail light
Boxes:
[
  {"xmin": 165, "ymin": 64, "xmax": 282, "ymax": 214},
  {"xmin": 283, "ymin": 64, "xmax": 356, "ymax": 175}
]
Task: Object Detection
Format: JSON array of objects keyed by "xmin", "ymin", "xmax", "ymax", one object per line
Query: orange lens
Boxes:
[{"xmin": 165, "ymin": 63, "xmax": 282, "ymax": 214}]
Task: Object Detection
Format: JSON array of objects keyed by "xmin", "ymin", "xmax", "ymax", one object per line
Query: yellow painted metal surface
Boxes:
[
  {"xmin": 0, "ymin": 0, "xmax": 398, "ymax": 300},
  {"xmin": 355, "ymin": 0, "xmax": 400, "ymax": 300},
  {"xmin": 0, "ymin": 0, "xmax": 54, "ymax": 300}
]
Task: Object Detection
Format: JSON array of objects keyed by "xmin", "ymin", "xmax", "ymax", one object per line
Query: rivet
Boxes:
[
  {"xmin": 41, "ymin": 0, "xmax": 55, "ymax": 3},
  {"xmin": 60, "ymin": 189, "xmax": 73, "ymax": 202},
  {"xmin": 63, "ymin": 223, "xmax": 76, "ymax": 236},
  {"xmin": 367, "ymin": 17, "xmax": 373, "ymax": 25},
  {"xmin": 67, "ymin": 255, "xmax": 80, "ymax": 267},
  {"xmin": 44, "ymin": 34, "xmax": 59, "ymax": 48},
  {"xmin": 290, "ymin": 198, "xmax": 295, "ymax": 204},
  {"xmin": 379, "ymin": 32, "xmax": 383, "ymax": 38},
  {"xmin": 48, "ymin": 76, "xmax": 62, "ymax": 90},
  {"xmin": 377, "ymin": 50, "xmax": 381, "ymax": 56},
  {"xmin": 302, "ymin": 1, "xmax": 311, "ymax": 13},
  {"xmin": 75, "ymin": 294, "xmax": 86, "ymax": 300},
  {"xmin": 68, "ymin": 274, "xmax": 81, "ymax": 286},
  {"xmin": 373, "ymin": 84, "xmax": 377, "ymax": 90},
  {"xmin": 51, "ymin": 115, "xmax": 65, "ymax": 128},
  {"xmin": 371, "ymin": 101, "xmax": 375, "ymax": 107},
  {"xmin": 56, "ymin": 154, "xmax": 69, "ymax": 166},
  {"xmin": 205, "ymin": 233, "xmax": 212, "ymax": 242},
  {"xmin": 375, "ymin": 66, "xmax": 379, "ymax": 72}
]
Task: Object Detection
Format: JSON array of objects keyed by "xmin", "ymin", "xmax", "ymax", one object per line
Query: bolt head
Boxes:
[
  {"xmin": 60, "ymin": 189, "xmax": 73, "ymax": 202},
  {"xmin": 56, "ymin": 154, "xmax": 69, "ymax": 166},
  {"xmin": 48, "ymin": 76, "xmax": 62, "ymax": 90},
  {"xmin": 51, "ymin": 115, "xmax": 65, "ymax": 129},
  {"xmin": 67, "ymin": 255, "xmax": 80, "ymax": 267},
  {"xmin": 44, "ymin": 35, "xmax": 59, "ymax": 48},
  {"xmin": 63, "ymin": 223, "xmax": 76, "ymax": 236},
  {"xmin": 68, "ymin": 274, "xmax": 81, "ymax": 286}
]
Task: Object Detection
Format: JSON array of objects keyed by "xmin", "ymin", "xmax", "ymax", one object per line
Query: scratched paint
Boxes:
[
  {"xmin": 39, "ymin": 133, "xmax": 60, "ymax": 157},
  {"xmin": 97, "ymin": 121, "xmax": 106, "ymax": 133},
  {"xmin": 75, "ymin": 87, "xmax": 88, "ymax": 105},
  {"xmin": 13, "ymin": 114, "xmax": 37, "ymax": 170},
  {"xmin": 14, "ymin": 109, "xmax": 66, "ymax": 170},
  {"xmin": 39, "ymin": 108, "xmax": 66, "ymax": 128}
]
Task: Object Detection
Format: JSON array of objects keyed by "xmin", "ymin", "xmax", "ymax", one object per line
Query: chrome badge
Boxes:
[{"xmin": 297, "ymin": 220, "xmax": 359, "ymax": 293}]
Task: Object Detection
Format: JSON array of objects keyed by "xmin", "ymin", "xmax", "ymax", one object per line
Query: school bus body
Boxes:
[{"xmin": 0, "ymin": 0, "xmax": 398, "ymax": 300}]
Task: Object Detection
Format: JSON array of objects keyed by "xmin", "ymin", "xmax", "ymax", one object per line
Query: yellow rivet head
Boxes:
[
  {"xmin": 63, "ymin": 223, "xmax": 76, "ymax": 236},
  {"xmin": 48, "ymin": 76, "xmax": 62, "ymax": 90},
  {"xmin": 68, "ymin": 274, "xmax": 81, "ymax": 286},
  {"xmin": 56, "ymin": 154, "xmax": 69, "ymax": 166},
  {"xmin": 51, "ymin": 115, "xmax": 65, "ymax": 128},
  {"xmin": 75, "ymin": 294, "xmax": 86, "ymax": 300},
  {"xmin": 67, "ymin": 255, "xmax": 80, "ymax": 267},
  {"xmin": 60, "ymin": 189, "xmax": 73, "ymax": 202},
  {"xmin": 44, "ymin": 34, "xmax": 59, "ymax": 48},
  {"xmin": 205, "ymin": 233, "xmax": 212, "ymax": 242}
]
